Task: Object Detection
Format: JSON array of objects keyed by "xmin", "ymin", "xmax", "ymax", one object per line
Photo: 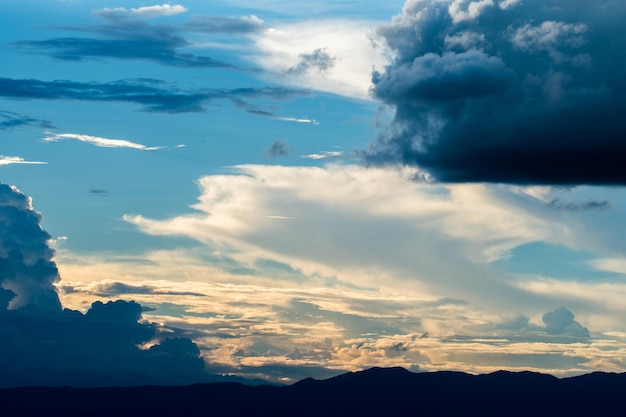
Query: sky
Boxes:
[{"xmin": 1, "ymin": 0, "xmax": 626, "ymax": 386}]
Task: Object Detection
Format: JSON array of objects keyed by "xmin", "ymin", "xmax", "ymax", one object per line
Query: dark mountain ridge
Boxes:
[{"xmin": 2, "ymin": 367, "xmax": 624, "ymax": 416}]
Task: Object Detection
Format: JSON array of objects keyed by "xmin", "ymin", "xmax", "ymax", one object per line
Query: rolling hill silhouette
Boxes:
[{"xmin": 2, "ymin": 367, "xmax": 624, "ymax": 416}]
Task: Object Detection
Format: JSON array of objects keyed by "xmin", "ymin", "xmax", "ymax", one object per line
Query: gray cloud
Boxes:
[
  {"xmin": 94, "ymin": 281, "xmax": 205, "ymax": 297},
  {"xmin": 286, "ymin": 48, "xmax": 336, "ymax": 76},
  {"xmin": 542, "ymin": 306, "xmax": 590, "ymax": 339},
  {"xmin": 0, "ymin": 77, "xmax": 308, "ymax": 114},
  {"xmin": 185, "ymin": 15, "xmax": 265, "ymax": 34},
  {"xmin": 0, "ymin": 184, "xmax": 62, "ymax": 312},
  {"xmin": 546, "ymin": 198, "xmax": 610, "ymax": 212},
  {"xmin": 366, "ymin": 0, "xmax": 626, "ymax": 185},
  {"xmin": 0, "ymin": 184, "xmax": 210, "ymax": 387},
  {"xmin": 0, "ymin": 110, "xmax": 54, "ymax": 130},
  {"xmin": 12, "ymin": 13, "xmax": 240, "ymax": 70},
  {"xmin": 266, "ymin": 140, "xmax": 293, "ymax": 157},
  {"xmin": 89, "ymin": 189, "xmax": 109, "ymax": 196}
]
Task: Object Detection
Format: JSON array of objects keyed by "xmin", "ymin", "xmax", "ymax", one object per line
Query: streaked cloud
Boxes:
[
  {"xmin": 94, "ymin": 4, "xmax": 188, "ymax": 18},
  {"xmin": 0, "ymin": 77, "xmax": 308, "ymax": 114},
  {"xmin": 301, "ymin": 151, "xmax": 343, "ymax": 160},
  {"xmin": 42, "ymin": 132, "xmax": 163, "ymax": 150},
  {"xmin": 0, "ymin": 155, "xmax": 47, "ymax": 166},
  {"xmin": 185, "ymin": 15, "xmax": 265, "ymax": 34},
  {"xmin": 0, "ymin": 110, "xmax": 53, "ymax": 130}
]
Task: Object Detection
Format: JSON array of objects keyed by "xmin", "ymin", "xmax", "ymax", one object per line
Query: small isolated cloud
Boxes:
[
  {"xmin": 301, "ymin": 151, "xmax": 344, "ymax": 160},
  {"xmin": 285, "ymin": 48, "xmax": 336, "ymax": 76},
  {"xmin": 89, "ymin": 189, "xmax": 109, "ymax": 196},
  {"xmin": 43, "ymin": 132, "xmax": 163, "ymax": 150},
  {"xmin": 185, "ymin": 15, "xmax": 265, "ymax": 34},
  {"xmin": 266, "ymin": 140, "xmax": 293, "ymax": 158},
  {"xmin": 542, "ymin": 306, "xmax": 590, "ymax": 340},
  {"xmin": 0, "ymin": 155, "xmax": 47, "ymax": 166}
]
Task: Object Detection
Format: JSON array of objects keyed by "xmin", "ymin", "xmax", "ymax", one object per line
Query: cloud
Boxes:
[
  {"xmin": 542, "ymin": 307, "xmax": 590, "ymax": 340},
  {"xmin": 0, "ymin": 184, "xmax": 210, "ymax": 387},
  {"xmin": 0, "ymin": 184, "xmax": 62, "ymax": 311},
  {"xmin": 13, "ymin": 11, "xmax": 239, "ymax": 70},
  {"xmin": 0, "ymin": 110, "xmax": 53, "ymax": 130},
  {"xmin": 301, "ymin": 151, "xmax": 344, "ymax": 160},
  {"xmin": 250, "ymin": 19, "xmax": 390, "ymax": 99},
  {"xmin": 121, "ymin": 164, "xmax": 559, "ymax": 308},
  {"xmin": 546, "ymin": 198, "xmax": 610, "ymax": 212},
  {"xmin": 42, "ymin": 132, "xmax": 163, "ymax": 151},
  {"xmin": 0, "ymin": 77, "xmax": 308, "ymax": 113},
  {"xmin": 185, "ymin": 15, "xmax": 265, "ymax": 34},
  {"xmin": 94, "ymin": 4, "xmax": 188, "ymax": 18},
  {"xmin": 285, "ymin": 48, "xmax": 336, "ymax": 75},
  {"xmin": 0, "ymin": 156, "xmax": 47, "ymax": 166},
  {"xmin": 365, "ymin": 0, "xmax": 626, "ymax": 185},
  {"xmin": 266, "ymin": 140, "xmax": 293, "ymax": 157},
  {"xmin": 89, "ymin": 189, "xmax": 109, "ymax": 196}
]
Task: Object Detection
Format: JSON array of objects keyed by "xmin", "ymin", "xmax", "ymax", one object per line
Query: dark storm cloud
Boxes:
[
  {"xmin": 0, "ymin": 110, "xmax": 54, "ymax": 130},
  {"xmin": 286, "ymin": 48, "xmax": 336, "ymax": 76},
  {"xmin": 0, "ymin": 77, "xmax": 308, "ymax": 113},
  {"xmin": 0, "ymin": 184, "xmax": 208, "ymax": 387},
  {"xmin": 185, "ymin": 15, "xmax": 265, "ymax": 34},
  {"xmin": 366, "ymin": 0, "xmax": 626, "ymax": 185},
  {"xmin": 12, "ymin": 12, "xmax": 240, "ymax": 70}
]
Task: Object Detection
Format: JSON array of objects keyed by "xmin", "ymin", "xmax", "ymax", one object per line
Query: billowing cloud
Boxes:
[
  {"xmin": 0, "ymin": 156, "xmax": 47, "ymax": 166},
  {"xmin": 43, "ymin": 132, "xmax": 163, "ymax": 151},
  {"xmin": 542, "ymin": 306, "xmax": 590, "ymax": 340},
  {"xmin": 0, "ymin": 77, "xmax": 308, "ymax": 114},
  {"xmin": 121, "ymin": 164, "xmax": 568, "ymax": 310},
  {"xmin": 0, "ymin": 184, "xmax": 211, "ymax": 387},
  {"xmin": 366, "ymin": 0, "xmax": 626, "ymax": 185}
]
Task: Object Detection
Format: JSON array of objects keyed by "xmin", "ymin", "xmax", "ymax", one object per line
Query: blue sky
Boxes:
[{"xmin": 2, "ymin": 0, "xmax": 626, "ymax": 385}]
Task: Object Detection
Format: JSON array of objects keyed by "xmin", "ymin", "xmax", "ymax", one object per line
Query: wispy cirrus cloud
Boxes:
[
  {"xmin": 13, "ymin": 9, "xmax": 240, "ymax": 71},
  {"xmin": 94, "ymin": 4, "xmax": 189, "ymax": 19},
  {"xmin": 301, "ymin": 150, "xmax": 343, "ymax": 160},
  {"xmin": 0, "ymin": 155, "xmax": 47, "ymax": 166},
  {"xmin": 0, "ymin": 110, "xmax": 54, "ymax": 130},
  {"xmin": 185, "ymin": 15, "xmax": 265, "ymax": 34},
  {"xmin": 42, "ymin": 132, "xmax": 163, "ymax": 150}
]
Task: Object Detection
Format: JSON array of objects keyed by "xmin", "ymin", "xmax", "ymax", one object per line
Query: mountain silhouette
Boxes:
[{"xmin": 2, "ymin": 367, "xmax": 624, "ymax": 416}]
